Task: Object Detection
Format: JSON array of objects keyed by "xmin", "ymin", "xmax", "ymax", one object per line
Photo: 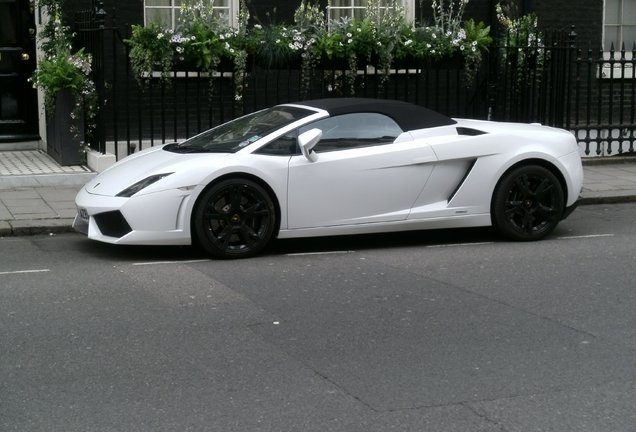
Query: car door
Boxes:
[{"xmin": 287, "ymin": 113, "xmax": 437, "ymax": 229}]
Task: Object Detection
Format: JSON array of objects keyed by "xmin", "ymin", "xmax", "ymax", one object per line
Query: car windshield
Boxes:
[{"xmin": 169, "ymin": 106, "xmax": 314, "ymax": 153}]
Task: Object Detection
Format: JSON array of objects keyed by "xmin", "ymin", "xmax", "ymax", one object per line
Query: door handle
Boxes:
[{"xmin": 21, "ymin": 52, "xmax": 30, "ymax": 61}]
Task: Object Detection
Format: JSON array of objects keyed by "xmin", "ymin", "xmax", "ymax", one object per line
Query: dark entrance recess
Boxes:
[{"xmin": 0, "ymin": 0, "xmax": 39, "ymax": 142}]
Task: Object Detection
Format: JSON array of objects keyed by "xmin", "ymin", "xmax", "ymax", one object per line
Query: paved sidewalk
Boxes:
[{"xmin": 1, "ymin": 157, "xmax": 636, "ymax": 237}]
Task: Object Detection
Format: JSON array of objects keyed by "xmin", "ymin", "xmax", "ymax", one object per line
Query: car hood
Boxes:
[{"xmin": 84, "ymin": 145, "xmax": 229, "ymax": 196}]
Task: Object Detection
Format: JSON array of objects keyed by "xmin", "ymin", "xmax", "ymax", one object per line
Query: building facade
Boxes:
[{"xmin": 0, "ymin": 0, "xmax": 627, "ymax": 150}]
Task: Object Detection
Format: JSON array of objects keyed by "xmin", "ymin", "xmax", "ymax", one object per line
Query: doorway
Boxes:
[{"xmin": 0, "ymin": 0, "xmax": 39, "ymax": 143}]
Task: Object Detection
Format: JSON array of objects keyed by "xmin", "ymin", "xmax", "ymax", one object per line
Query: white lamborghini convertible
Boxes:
[{"xmin": 74, "ymin": 98, "xmax": 583, "ymax": 258}]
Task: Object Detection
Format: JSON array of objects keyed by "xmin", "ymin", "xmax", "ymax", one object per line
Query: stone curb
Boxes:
[
  {"xmin": 582, "ymin": 155, "xmax": 636, "ymax": 166},
  {"xmin": 0, "ymin": 218, "xmax": 76, "ymax": 237},
  {"xmin": 579, "ymin": 195, "xmax": 636, "ymax": 205}
]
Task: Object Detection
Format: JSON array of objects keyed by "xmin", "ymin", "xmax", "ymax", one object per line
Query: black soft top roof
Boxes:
[{"xmin": 291, "ymin": 98, "xmax": 457, "ymax": 131}]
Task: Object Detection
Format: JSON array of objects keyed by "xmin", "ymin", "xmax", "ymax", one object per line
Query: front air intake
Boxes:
[{"xmin": 93, "ymin": 211, "xmax": 133, "ymax": 238}]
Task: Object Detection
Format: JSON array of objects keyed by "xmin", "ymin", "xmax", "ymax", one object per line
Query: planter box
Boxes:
[{"xmin": 46, "ymin": 90, "xmax": 84, "ymax": 166}]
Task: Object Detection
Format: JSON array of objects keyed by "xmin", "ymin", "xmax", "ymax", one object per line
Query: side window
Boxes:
[
  {"xmin": 298, "ymin": 113, "xmax": 403, "ymax": 152},
  {"xmin": 255, "ymin": 131, "xmax": 299, "ymax": 156}
]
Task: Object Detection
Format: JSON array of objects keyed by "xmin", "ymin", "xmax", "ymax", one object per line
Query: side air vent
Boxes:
[
  {"xmin": 93, "ymin": 211, "xmax": 133, "ymax": 238},
  {"xmin": 448, "ymin": 159, "xmax": 477, "ymax": 203},
  {"xmin": 457, "ymin": 127, "xmax": 487, "ymax": 136}
]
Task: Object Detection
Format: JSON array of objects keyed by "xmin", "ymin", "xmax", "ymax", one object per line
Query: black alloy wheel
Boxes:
[
  {"xmin": 492, "ymin": 165, "xmax": 564, "ymax": 241},
  {"xmin": 194, "ymin": 179, "xmax": 276, "ymax": 258}
]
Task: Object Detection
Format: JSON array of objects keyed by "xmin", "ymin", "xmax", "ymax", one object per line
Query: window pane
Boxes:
[
  {"xmin": 622, "ymin": 26, "xmax": 636, "ymax": 46},
  {"xmin": 604, "ymin": 26, "xmax": 620, "ymax": 50},
  {"xmin": 352, "ymin": 8, "xmax": 365, "ymax": 19},
  {"xmin": 605, "ymin": 0, "xmax": 620, "ymax": 25},
  {"xmin": 624, "ymin": 1, "xmax": 636, "ymax": 24},
  {"xmin": 146, "ymin": 9, "xmax": 172, "ymax": 27},
  {"xmin": 330, "ymin": 8, "xmax": 349, "ymax": 21},
  {"xmin": 332, "ymin": 0, "xmax": 352, "ymax": 6},
  {"xmin": 146, "ymin": 0, "xmax": 172, "ymax": 6}
]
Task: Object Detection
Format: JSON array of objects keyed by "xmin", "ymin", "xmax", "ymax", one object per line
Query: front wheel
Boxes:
[
  {"xmin": 193, "ymin": 179, "xmax": 276, "ymax": 259},
  {"xmin": 492, "ymin": 165, "xmax": 564, "ymax": 241}
]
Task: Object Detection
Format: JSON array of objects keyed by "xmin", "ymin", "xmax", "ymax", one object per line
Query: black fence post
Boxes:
[
  {"xmin": 92, "ymin": 2, "xmax": 107, "ymax": 154},
  {"xmin": 564, "ymin": 26, "xmax": 577, "ymax": 131}
]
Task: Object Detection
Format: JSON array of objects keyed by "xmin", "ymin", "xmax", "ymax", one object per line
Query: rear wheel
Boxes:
[
  {"xmin": 492, "ymin": 165, "xmax": 564, "ymax": 241},
  {"xmin": 193, "ymin": 179, "xmax": 276, "ymax": 259}
]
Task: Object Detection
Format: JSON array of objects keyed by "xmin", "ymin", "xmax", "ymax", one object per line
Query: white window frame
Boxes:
[
  {"xmin": 143, "ymin": 0, "xmax": 239, "ymax": 29},
  {"xmin": 327, "ymin": 0, "xmax": 415, "ymax": 23},
  {"xmin": 601, "ymin": 0, "xmax": 636, "ymax": 78}
]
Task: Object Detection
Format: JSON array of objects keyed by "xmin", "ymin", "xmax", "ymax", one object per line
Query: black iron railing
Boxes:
[{"xmin": 74, "ymin": 7, "xmax": 636, "ymax": 159}]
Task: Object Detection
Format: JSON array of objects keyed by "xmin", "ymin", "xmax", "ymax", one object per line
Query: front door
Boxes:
[{"xmin": 0, "ymin": 0, "xmax": 39, "ymax": 142}]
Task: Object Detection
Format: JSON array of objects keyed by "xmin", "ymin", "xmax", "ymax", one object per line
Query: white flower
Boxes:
[
  {"xmin": 348, "ymin": 39, "xmax": 353, "ymax": 44},
  {"xmin": 254, "ymin": 24, "xmax": 262, "ymax": 29},
  {"xmin": 347, "ymin": 33, "xmax": 352, "ymax": 38},
  {"xmin": 220, "ymin": 34, "xmax": 225, "ymax": 40}
]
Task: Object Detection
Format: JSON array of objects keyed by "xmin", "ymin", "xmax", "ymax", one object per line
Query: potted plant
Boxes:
[{"xmin": 31, "ymin": 1, "xmax": 97, "ymax": 165}]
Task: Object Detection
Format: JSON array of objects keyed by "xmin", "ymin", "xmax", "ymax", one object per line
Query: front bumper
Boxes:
[{"xmin": 73, "ymin": 186, "xmax": 195, "ymax": 245}]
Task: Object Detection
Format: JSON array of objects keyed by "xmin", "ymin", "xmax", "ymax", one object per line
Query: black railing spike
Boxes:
[
  {"xmin": 95, "ymin": 1, "xmax": 106, "ymax": 28},
  {"xmin": 568, "ymin": 25, "xmax": 577, "ymax": 48}
]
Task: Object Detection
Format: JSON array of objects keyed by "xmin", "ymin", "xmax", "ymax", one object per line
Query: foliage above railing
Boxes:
[
  {"xmin": 126, "ymin": 0, "xmax": 492, "ymax": 99},
  {"xmin": 31, "ymin": 0, "xmax": 98, "ymax": 139}
]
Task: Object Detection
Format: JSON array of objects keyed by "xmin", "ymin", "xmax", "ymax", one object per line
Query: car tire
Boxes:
[
  {"xmin": 193, "ymin": 178, "xmax": 276, "ymax": 259},
  {"xmin": 492, "ymin": 165, "xmax": 564, "ymax": 241}
]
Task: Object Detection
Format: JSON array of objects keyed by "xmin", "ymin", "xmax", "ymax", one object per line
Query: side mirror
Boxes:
[{"xmin": 298, "ymin": 128, "xmax": 322, "ymax": 162}]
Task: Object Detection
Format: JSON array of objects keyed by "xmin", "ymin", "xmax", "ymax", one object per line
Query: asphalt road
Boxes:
[{"xmin": 2, "ymin": 203, "xmax": 636, "ymax": 432}]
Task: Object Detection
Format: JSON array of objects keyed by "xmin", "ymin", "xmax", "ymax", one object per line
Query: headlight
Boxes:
[{"xmin": 116, "ymin": 173, "xmax": 173, "ymax": 197}]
